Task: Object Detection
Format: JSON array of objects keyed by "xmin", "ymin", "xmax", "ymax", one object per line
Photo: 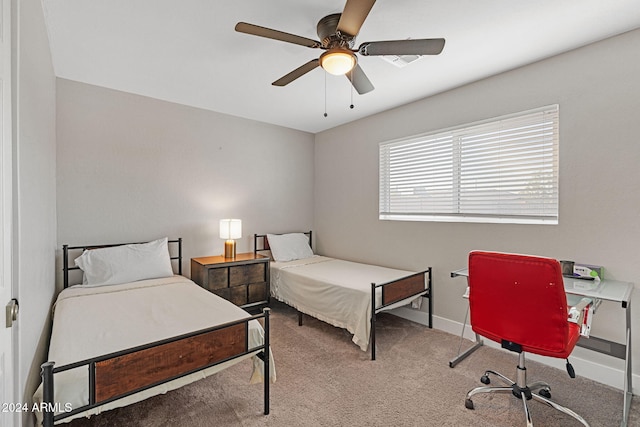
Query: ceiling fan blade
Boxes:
[
  {"xmin": 235, "ymin": 22, "xmax": 321, "ymax": 48},
  {"xmin": 272, "ymin": 59, "xmax": 320, "ymax": 86},
  {"xmin": 337, "ymin": 0, "xmax": 377, "ymax": 37},
  {"xmin": 346, "ymin": 64, "xmax": 374, "ymax": 94},
  {"xmin": 358, "ymin": 38, "xmax": 446, "ymax": 56}
]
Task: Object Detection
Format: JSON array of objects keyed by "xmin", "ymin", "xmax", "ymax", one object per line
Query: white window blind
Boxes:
[{"xmin": 379, "ymin": 105, "xmax": 559, "ymax": 224}]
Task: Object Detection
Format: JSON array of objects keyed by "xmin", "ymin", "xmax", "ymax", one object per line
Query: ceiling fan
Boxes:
[{"xmin": 235, "ymin": 0, "xmax": 445, "ymax": 95}]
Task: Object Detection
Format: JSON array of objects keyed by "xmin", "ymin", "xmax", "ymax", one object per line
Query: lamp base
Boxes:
[{"xmin": 224, "ymin": 240, "xmax": 236, "ymax": 259}]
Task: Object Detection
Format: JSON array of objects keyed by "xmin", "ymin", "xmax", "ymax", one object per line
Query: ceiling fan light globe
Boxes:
[{"xmin": 320, "ymin": 49, "xmax": 356, "ymax": 75}]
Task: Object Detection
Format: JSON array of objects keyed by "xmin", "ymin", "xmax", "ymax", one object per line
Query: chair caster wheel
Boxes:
[
  {"xmin": 480, "ymin": 375, "xmax": 490, "ymax": 385},
  {"xmin": 539, "ymin": 389, "xmax": 551, "ymax": 399},
  {"xmin": 465, "ymin": 398, "xmax": 475, "ymax": 410}
]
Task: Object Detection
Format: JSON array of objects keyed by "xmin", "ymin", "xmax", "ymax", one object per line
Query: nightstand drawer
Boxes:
[
  {"xmin": 230, "ymin": 263, "xmax": 265, "ymax": 286},
  {"xmin": 208, "ymin": 268, "xmax": 228, "ymax": 290},
  {"xmin": 209, "ymin": 283, "xmax": 248, "ymax": 306},
  {"xmin": 213, "ymin": 288, "xmax": 231, "ymax": 301},
  {"xmin": 248, "ymin": 282, "xmax": 267, "ymax": 303},
  {"xmin": 229, "ymin": 285, "xmax": 248, "ymax": 306}
]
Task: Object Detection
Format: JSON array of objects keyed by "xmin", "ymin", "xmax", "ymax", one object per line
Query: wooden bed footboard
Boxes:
[
  {"xmin": 371, "ymin": 267, "xmax": 432, "ymax": 360},
  {"xmin": 41, "ymin": 309, "xmax": 271, "ymax": 426}
]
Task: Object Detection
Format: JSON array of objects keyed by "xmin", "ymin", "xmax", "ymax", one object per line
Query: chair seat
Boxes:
[{"xmin": 473, "ymin": 320, "xmax": 581, "ymax": 359}]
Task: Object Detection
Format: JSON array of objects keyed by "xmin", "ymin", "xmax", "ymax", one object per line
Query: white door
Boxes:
[{"xmin": 0, "ymin": 0, "xmax": 14, "ymax": 424}]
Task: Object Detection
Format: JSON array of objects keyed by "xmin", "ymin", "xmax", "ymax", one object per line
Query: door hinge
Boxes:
[{"xmin": 5, "ymin": 298, "xmax": 18, "ymax": 328}]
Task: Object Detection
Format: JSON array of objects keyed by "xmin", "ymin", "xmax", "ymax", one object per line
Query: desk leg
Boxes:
[
  {"xmin": 621, "ymin": 301, "xmax": 633, "ymax": 427},
  {"xmin": 449, "ymin": 306, "xmax": 483, "ymax": 368},
  {"xmin": 449, "ymin": 335, "xmax": 483, "ymax": 368}
]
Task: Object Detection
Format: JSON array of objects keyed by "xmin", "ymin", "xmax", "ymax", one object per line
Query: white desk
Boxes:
[{"xmin": 450, "ymin": 268, "xmax": 634, "ymax": 427}]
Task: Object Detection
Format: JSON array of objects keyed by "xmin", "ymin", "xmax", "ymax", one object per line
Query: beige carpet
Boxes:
[{"xmin": 66, "ymin": 301, "xmax": 638, "ymax": 427}]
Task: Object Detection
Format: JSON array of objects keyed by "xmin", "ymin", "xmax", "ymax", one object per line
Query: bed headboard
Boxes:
[
  {"xmin": 62, "ymin": 238, "xmax": 183, "ymax": 288},
  {"xmin": 253, "ymin": 231, "xmax": 312, "ymax": 256}
]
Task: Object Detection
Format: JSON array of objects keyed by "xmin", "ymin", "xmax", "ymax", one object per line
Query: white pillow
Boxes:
[
  {"xmin": 266, "ymin": 233, "xmax": 313, "ymax": 262},
  {"xmin": 75, "ymin": 238, "xmax": 174, "ymax": 286}
]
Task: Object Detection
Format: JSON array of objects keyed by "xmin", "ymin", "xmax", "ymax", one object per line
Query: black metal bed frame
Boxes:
[
  {"xmin": 253, "ymin": 231, "xmax": 313, "ymax": 257},
  {"xmin": 62, "ymin": 238, "xmax": 183, "ymax": 289},
  {"xmin": 371, "ymin": 267, "xmax": 432, "ymax": 360},
  {"xmin": 42, "ymin": 239, "xmax": 270, "ymax": 426},
  {"xmin": 253, "ymin": 231, "xmax": 432, "ymax": 360}
]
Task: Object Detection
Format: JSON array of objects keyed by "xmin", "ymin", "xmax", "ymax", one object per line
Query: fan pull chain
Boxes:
[
  {"xmin": 349, "ymin": 70, "xmax": 354, "ymax": 109},
  {"xmin": 323, "ymin": 72, "xmax": 328, "ymax": 117}
]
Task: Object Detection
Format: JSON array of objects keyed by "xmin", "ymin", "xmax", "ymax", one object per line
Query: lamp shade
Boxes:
[
  {"xmin": 319, "ymin": 49, "xmax": 356, "ymax": 75},
  {"xmin": 219, "ymin": 219, "xmax": 242, "ymax": 239}
]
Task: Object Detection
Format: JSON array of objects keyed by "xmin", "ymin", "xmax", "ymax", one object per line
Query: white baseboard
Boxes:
[{"xmin": 390, "ymin": 307, "xmax": 637, "ymax": 394}]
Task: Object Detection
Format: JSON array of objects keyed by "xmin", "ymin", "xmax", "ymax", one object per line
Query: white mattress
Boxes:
[
  {"xmin": 270, "ymin": 256, "xmax": 423, "ymax": 351},
  {"xmin": 33, "ymin": 275, "xmax": 275, "ymax": 424}
]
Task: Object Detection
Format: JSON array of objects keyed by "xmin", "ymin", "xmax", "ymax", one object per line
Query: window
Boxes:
[{"xmin": 379, "ymin": 105, "xmax": 559, "ymax": 224}]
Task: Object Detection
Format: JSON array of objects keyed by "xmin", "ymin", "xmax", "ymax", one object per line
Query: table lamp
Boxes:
[{"xmin": 220, "ymin": 219, "xmax": 242, "ymax": 259}]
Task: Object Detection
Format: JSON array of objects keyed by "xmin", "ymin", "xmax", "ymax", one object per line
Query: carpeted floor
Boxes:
[{"xmin": 65, "ymin": 301, "xmax": 638, "ymax": 426}]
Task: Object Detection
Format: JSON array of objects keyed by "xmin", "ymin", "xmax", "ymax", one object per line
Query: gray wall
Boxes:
[
  {"xmin": 314, "ymin": 28, "xmax": 640, "ymax": 389},
  {"xmin": 14, "ymin": 0, "xmax": 57, "ymax": 425},
  {"xmin": 56, "ymin": 79, "xmax": 315, "ymax": 279},
  {"xmin": 52, "ymin": 24, "xmax": 640, "ymax": 399}
]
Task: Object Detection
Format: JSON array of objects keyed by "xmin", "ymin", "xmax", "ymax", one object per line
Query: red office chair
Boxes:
[{"xmin": 464, "ymin": 251, "xmax": 590, "ymax": 427}]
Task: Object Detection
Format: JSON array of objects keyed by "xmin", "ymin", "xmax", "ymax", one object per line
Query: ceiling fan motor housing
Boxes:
[{"xmin": 317, "ymin": 14, "xmax": 355, "ymax": 49}]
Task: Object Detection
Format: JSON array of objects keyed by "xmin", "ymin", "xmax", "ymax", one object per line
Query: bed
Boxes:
[
  {"xmin": 34, "ymin": 238, "xmax": 274, "ymax": 426},
  {"xmin": 254, "ymin": 231, "xmax": 432, "ymax": 360}
]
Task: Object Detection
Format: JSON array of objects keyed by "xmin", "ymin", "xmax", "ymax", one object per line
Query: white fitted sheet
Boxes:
[
  {"xmin": 270, "ymin": 256, "xmax": 422, "ymax": 351},
  {"xmin": 33, "ymin": 275, "xmax": 275, "ymax": 424}
]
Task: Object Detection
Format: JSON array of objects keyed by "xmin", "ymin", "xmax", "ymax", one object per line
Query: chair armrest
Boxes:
[{"xmin": 568, "ymin": 298, "xmax": 592, "ymax": 325}]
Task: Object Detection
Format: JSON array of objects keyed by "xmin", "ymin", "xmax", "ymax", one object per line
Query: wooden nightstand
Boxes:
[{"xmin": 190, "ymin": 253, "xmax": 270, "ymax": 312}]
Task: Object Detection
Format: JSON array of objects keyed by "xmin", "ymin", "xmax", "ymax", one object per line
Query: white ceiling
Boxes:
[{"xmin": 42, "ymin": 0, "xmax": 640, "ymax": 133}]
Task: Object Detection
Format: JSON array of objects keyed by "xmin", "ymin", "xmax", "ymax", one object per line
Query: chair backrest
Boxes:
[{"xmin": 468, "ymin": 251, "xmax": 572, "ymax": 358}]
